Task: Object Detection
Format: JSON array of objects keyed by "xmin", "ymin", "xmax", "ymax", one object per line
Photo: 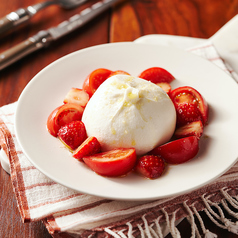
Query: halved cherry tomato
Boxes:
[
  {"xmin": 109, "ymin": 70, "xmax": 130, "ymax": 77},
  {"xmin": 150, "ymin": 136, "xmax": 199, "ymax": 164},
  {"xmin": 138, "ymin": 67, "xmax": 175, "ymax": 84},
  {"xmin": 73, "ymin": 137, "xmax": 101, "ymax": 161},
  {"xmin": 82, "ymin": 77, "xmax": 93, "ymax": 97},
  {"xmin": 47, "ymin": 103, "xmax": 84, "ymax": 137},
  {"xmin": 156, "ymin": 82, "xmax": 172, "ymax": 94},
  {"xmin": 83, "ymin": 68, "xmax": 112, "ymax": 96},
  {"xmin": 83, "ymin": 148, "xmax": 137, "ymax": 177},
  {"xmin": 169, "ymin": 86, "xmax": 209, "ymax": 125}
]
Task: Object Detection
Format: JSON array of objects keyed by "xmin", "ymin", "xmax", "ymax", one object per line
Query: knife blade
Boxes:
[{"xmin": 0, "ymin": 0, "xmax": 120, "ymax": 70}]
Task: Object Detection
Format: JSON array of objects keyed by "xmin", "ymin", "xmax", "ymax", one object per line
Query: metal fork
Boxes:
[{"xmin": 0, "ymin": 0, "xmax": 87, "ymax": 35}]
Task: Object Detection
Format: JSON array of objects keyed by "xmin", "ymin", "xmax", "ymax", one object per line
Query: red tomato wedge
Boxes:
[
  {"xmin": 138, "ymin": 67, "xmax": 175, "ymax": 84},
  {"xmin": 170, "ymin": 86, "xmax": 209, "ymax": 125},
  {"xmin": 47, "ymin": 103, "xmax": 84, "ymax": 137},
  {"xmin": 82, "ymin": 77, "xmax": 93, "ymax": 97},
  {"xmin": 109, "ymin": 70, "xmax": 130, "ymax": 77},
  {"xmin": 73, "ymin": 137, "xmax": 101, "ymax": 161},
  {"xmin": 156, "ymin": 82, "xmax": 172, "ymax": 94},
  {"xmin": 83, "ymin": 68, "xmax": 112, "ymax": 96},
  {"xmin": 150, "ymin": 136, "xmax": 199, "ymax": 164},
  {"xmin": 83, "ymin": 148, "xmax": 137, "ymax": 177}
]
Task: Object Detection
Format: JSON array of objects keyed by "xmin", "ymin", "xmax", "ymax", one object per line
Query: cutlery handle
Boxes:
[
  {"xmin": 0, "ymin": 8, "xmax": 33, "ymax": 35},
  {"xmin": 0, "ymin": 16, "xmax": 16, "ymax": 35},
  {"xmin": 0, "ymin": 31, "xmax": 53, "ymax": 70}
]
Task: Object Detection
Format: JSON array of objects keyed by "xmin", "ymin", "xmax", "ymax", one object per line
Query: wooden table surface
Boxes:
[{"xmin": 0, "ymin": 0, "xmax": 237, "ymax": 237}]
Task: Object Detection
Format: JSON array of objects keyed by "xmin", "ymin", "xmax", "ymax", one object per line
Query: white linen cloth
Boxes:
[{"xmin": 0, "ymin": 42, "xmax": 238, "ymax": 238}]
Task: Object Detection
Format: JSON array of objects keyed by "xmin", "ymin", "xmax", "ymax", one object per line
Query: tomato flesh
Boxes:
[
  {"xmin": 82, "ymin": 77, "xmax": 93, "ymax": 97},
  {"xmin": 170, "ymin": 86, "xmax": 209, "ymax": 125},
  {"xmin": 73, "ymin": 137, "xmax": 101, "ymax": 160},
  {"xmin": 89, "ymin": 68, "xmax": 112, "ymax": 93},
  {"xmin": 138, "ymin": 67, "xmax": 175, "ymax": 84},
  {"xmin": 47, "ymin": 103, "xmax": 84, "ymax": 137},
  {"xmin": 109, "ymin": 70, "xmax": 130, "ymax": 77},
  {"xmin": 83, "ymin": 148, "xmax": 137, "ymax": 177},
  {"xmin": 150, "ymin": 136, "xmax": 199, "ymax": 164}
]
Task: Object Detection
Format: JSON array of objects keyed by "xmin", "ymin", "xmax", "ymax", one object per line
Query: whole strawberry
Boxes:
[
  {"xmin": 135, "ymin": 155, "xmax": 165, "ymax": 179},
  {"xmin": 58, "ymin": 121, "xmax": 87, "ymax": 151},
  {"xmin": 176, "ymin": 103, "xmax": 202, "ymax": 126}
]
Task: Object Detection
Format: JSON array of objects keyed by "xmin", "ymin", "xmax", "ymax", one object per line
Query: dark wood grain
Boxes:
[{"xmin": 0, "ymin": 0, "xmax": 238, "ymax": 237}]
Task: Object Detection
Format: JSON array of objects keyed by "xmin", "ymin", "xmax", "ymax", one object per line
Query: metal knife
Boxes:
[
  {"xmin": 0, "ymin": 0, "xmax": 120, "ymax": 70},
  {"xmin": 0, "ymin": 0, "xmax": 88, "ymax": 36}
]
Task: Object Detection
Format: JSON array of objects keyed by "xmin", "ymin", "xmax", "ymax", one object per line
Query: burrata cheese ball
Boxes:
[{"xmin": 82, "ymin": 74, "xmax": 176, "ymax": 155}]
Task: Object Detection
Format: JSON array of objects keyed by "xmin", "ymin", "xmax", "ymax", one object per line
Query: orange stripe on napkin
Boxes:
[{"xmin": 0, "ymin": 118, "xmax": 31, "ymax": 221}]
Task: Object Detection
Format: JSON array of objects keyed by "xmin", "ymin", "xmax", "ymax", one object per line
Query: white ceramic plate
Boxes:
[{"xmin": 15, "ymin": 42, "xmax": 238, "ymax": 201}]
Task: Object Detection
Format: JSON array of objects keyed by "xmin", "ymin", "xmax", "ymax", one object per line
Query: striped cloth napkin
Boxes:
[{"xmin": 0, "ymin": 42, "xmax": 238, "ymax": 238}]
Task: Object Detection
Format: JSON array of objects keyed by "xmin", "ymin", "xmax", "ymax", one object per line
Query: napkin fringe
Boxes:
[
  {"xmin": 78, "ymin": 187, "xmax": 238, "ymax": 238},
  {"xmin": 1, "ymin": 106, "xmax": 238, "ymax": 238}
]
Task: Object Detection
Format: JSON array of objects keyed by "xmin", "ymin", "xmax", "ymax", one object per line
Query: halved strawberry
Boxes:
[
  {"xmin": 58, "ymin": 121, "xmax": 87, "ymax": 151},
  {"xmin": 170, "ymin": 86, "xmax": 209, "ymax": 125},
  {"xmin": 135, "ymin": 155, "xmax": 165, "ymax": 179},
  {"xmin": 176, "ymin": 102, "xmax": 203, "ymax": 126},
  {"xmin": 64, "ymin": 88, "xmax": 89, "ymax": 107},
  {"xmin": 47, "ymin": 103, "xmax": 84, "ymax": 137},
  {"xmin": 73, "ymin": 137, "xmax": 101, "ymax": 161},
  {"xmin": 150, "ymin": 136, "xmax": 199, "ymax": 164},
  {"xmin": 83, "ymin": 148, "xmax": 137, "ymax": 177},
  {"xmin": 174, "ymin": 120, "xmax": 203, "ymax": 139},
  {"xmin": 156, "ymin": 82, "xmax": 172, "ymax": 94},
  {"xmin": 138, "ymin": 67, "xmax": 175, "ymax": 84}
]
